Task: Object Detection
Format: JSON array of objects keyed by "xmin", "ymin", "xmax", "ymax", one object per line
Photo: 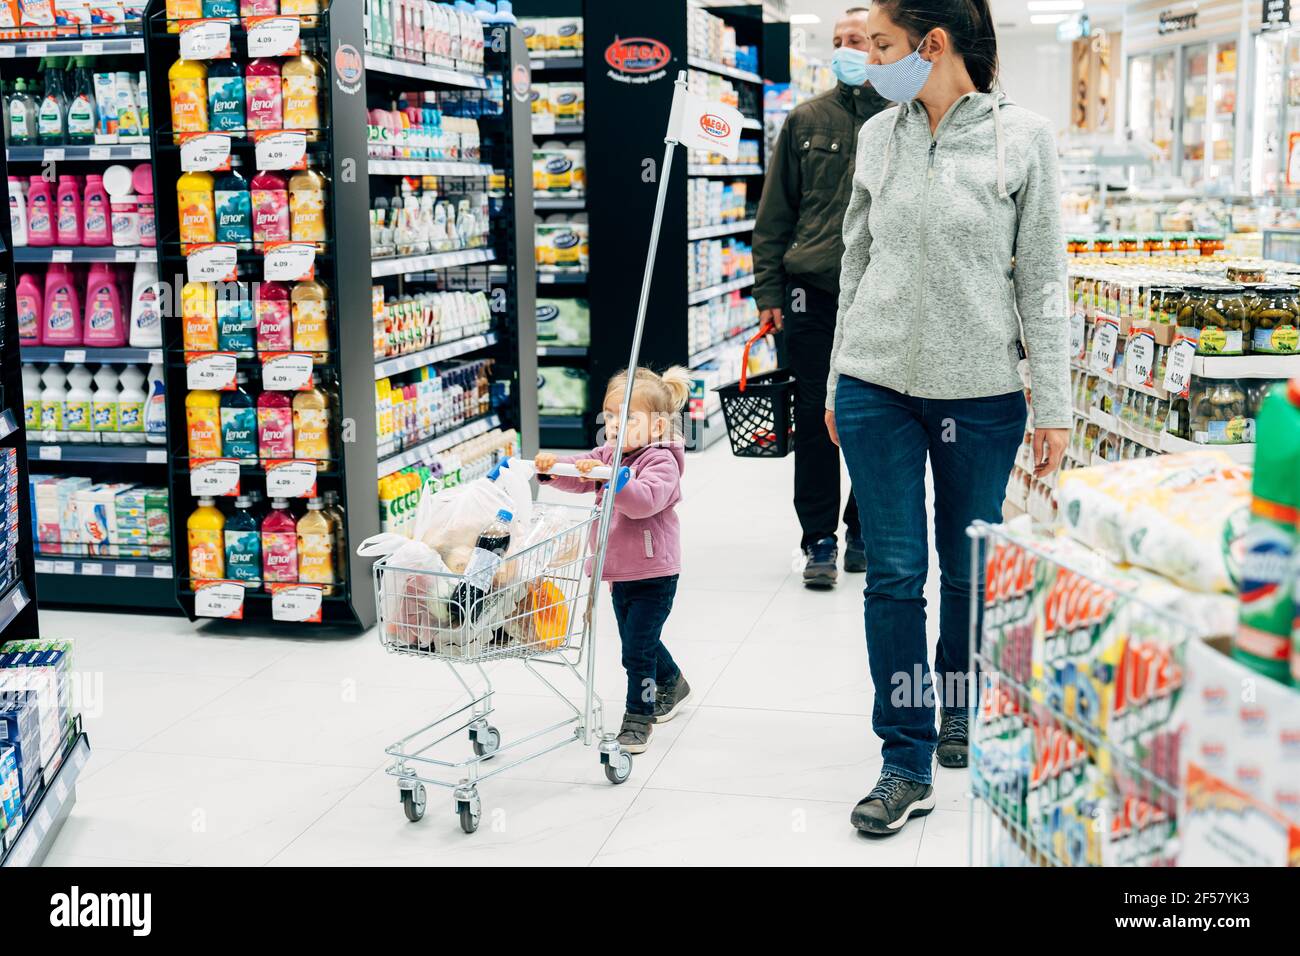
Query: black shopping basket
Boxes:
[{"xmin": 714, "ymin": 322, "xmax": 795, "ymax": 458}]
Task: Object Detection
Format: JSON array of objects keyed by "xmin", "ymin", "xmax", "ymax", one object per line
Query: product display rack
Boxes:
[
  {"xmin": 0, "ymin": 34, "xmax": 174, "ymax": 611},
  {"xmin": 137, "ymin": 3, "xmax": 536, "ymax": 626}
]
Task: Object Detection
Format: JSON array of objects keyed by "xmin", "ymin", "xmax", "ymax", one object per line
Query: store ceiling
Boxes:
[{"xmin": 785, "ymin": 0, "xmax": 1129, "ymax": 56}]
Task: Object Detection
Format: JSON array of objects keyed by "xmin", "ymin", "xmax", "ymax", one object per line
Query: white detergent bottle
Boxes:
[
  {"xmin": 128, "ymin": 260, "xmax": 163, "ymax": 348},
  {"xmin": 22, "ymin": 363, "xmax": 42, "ymax": 435},
  {"xmin": 118, "ymin": 364, "xmax": 147, "ymax": 445},
  {"xmin": 93, "ymin": 365, "xmax": 121, "ymax": 445},
  {"xmin": 144, "ymin": 363, "xmax": 167, "ymax": 445},
  {"xmin": 8, "ymin": 176, "xmax": 27, "ymax": 247},
  {"xmin": 40, "ymin": 364, "xmax": 69, "ymax": 443},
  {"xmin": 65, "ymin": 364, "xmax": 95, "ymax": 443}
]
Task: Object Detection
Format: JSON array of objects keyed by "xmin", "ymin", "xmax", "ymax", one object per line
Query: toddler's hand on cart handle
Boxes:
[
  {"xmin": 535, "ymin": 452, "xmax": 558, "ymax": 473},
  {"xmin": 574, "ymin": 459, "xmax": 603, "ymax": 479},
  {"xmin": 520, "ymin": 457, "xmax": 635, "ymax": 493}
]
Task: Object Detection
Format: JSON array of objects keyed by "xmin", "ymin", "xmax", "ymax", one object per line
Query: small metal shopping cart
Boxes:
[
  {"xmin": 373, "ymin": 488, "xmax": 632, "ymax": 833},
  {"xmin": 966, "ymin": 521, "xmax": 1201, "ymax": 867}
]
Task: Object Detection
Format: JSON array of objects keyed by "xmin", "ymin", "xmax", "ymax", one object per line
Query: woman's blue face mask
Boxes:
[{"xmin": 832, "ymin": 35, "xmax": 934, "ymax": 103}]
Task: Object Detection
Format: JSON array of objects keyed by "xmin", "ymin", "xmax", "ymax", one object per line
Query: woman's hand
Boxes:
[
  {"xmin": 1032, "ymin": 428, "xmax": 1068, "ymax": 476},
  {"xmin": 825, "ymin": 410, "xmax": 839, "ymax": 447},
  {"xmin": 760, "ymin": 307, "xmax": 784, "ymax": 332}
]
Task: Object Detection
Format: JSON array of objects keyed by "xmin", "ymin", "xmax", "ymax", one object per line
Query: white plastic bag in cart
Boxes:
[
  {"xmin": 418, "ymin": 459, "xmax": 535, "ymax": 561},
  {"xmin": 356, "ymin": 534, "xmax": 458, "ymax": 644}
]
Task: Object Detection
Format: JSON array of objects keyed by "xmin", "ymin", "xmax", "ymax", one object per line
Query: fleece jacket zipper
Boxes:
[{"xmin": 905, "ymin": 138, "xmax": 937, "ymax": 395}]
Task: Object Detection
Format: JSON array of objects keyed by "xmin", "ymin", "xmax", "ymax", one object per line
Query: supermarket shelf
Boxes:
[
  {"xmin": 0, "ymin": 409, "xmax": 17, "ymax": 441},
  {"xmin": 539, "ymin": 414, "xmax": 589, "ymax": 449},
  {"xmin": 29, "ymin": 442, "xmax": 169, "ymax": 464},
  {"xmin": 742, "ymin": 118, "xmax": 762, "ymax": 131},
  {"xmin": 688, "ymin": 274, "xmax": 754, "ymax": 306},
  {"xmin": 535, "ymin": 196, "xmax": 586, "ymax": 211},
  {"xmin": 690, "ymin": 323, "xmax": 761, "ymax": 367},
  {"xmin": 537, "ymin": 270, "xmax": 587, "ymax": 284},
  {"xmin": 1192, "ymin": 354, "xmax": 1300, "ymax": 379},
  {"xmin": 537, "ymin": 345, "xmax": 588, "ymax": 358},
  {"xmin": 377, "ymin": 413, "xmax": 501, "ymax": 479},
  {"xmin": 36, "ymin": 558, "xmax": 176, "ymax": 610},
  {"xmin": 22, "ymin": 346, "xmax": 164, "ymax": 365},
  {"xmin": 364, "ymin": 54, "xmax": 488, "ymax": 88},
  {"xmin": 532, "ymin": 121, "xmax": 584, "ymax": 136},
  {"xmin": 7, "ymin": 143, "xmax": 151, "ymax": 162},
  {"xmin": 0, "ymin": 36, "xmax": 143, "ymax": 57},
  {"xmin": 371, "ymin": 247, "xmax": 495, "ymax": 277},
  {"xmin": 14, "ymin": 246, "xmax": 157, "ymax": 263},
  {"xmin": 0, "ymin": 729, "xmax": 90, "ymax": 868},
  {"xmin": 686, "ymin": 55, "xmax": 762, "ymax": 85},
  {"xmin": 688, "ymin": 164, "xmax": 764, "ymax": 177},
  {"xmin": 35, "ymin": 555, "xmax": 173, "ymax": 579},
  {"xmin": 530, "ymin": 55, "xmax": 584, "ymax": 71},
  {"xmin": 0, "ymin": 580, "xmax": 30, "ymax": 638},
  {"xmin": 374, "ymin": 332, "xmax": 498, "ymax": 380},
  {"xmin": 688, "ymin": 218, "xmax": 755, "ymax": 241},
  {"xmin": 367, "ymin": 159, "xmax": 495, "ymax": 177},
  {"xmin": 1160, "ymin": 432, "xmax": 1255, "ymax": 462}
]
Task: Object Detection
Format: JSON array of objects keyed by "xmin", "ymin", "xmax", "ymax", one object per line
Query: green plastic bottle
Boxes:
[{"xmin": 1236, "ymin": 379, "xmax": 1300, "ymax": 683}]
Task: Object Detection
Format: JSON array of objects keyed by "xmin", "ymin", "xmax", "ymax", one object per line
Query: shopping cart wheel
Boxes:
[
  {"xmin": 602, "ymin": 749, "xmax": 633, "ymax": 785},
  {"xmin": 457, "ymin": 794, "xmax": 482, "ymax": 834},
  {"xmin": 472, "ymin": 725, "xmax": 501, "ymax": 758},
  {"xmin": 401, "ymin": 783, "xmax": 426, "ymax": 823}
]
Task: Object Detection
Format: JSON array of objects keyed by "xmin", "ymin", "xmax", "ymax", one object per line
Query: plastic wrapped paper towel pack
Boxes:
[{"xmin": 1055, "ymin": 451, "xmax": 1251, "ymax": 595}]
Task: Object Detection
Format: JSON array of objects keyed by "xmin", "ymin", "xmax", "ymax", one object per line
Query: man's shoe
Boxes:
[
  {"xmin": 617, "ymin": 712, "xmax": 653, "ymax": 754},
  {"xmin": 937, "ymin": 709, "xmax": 969, "ymax": 769},
  {"xmin": 652, "ymin": 674, "xmax": 692, "ymax": 723},
  {"xmin": 803, "ymin": 537, "xmax": 838, "ymax": 590},
  {"xmin": 850, "ymin": 771, "xmax": 936, "ymax": 835},
  {"xmin": 844, "ymin": 534, "xmax": 867, "ymax": 573}
]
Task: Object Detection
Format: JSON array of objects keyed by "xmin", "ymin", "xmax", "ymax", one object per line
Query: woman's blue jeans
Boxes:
[{"xmin": 834, "ymin": 376, "xmax": 1027, "ymax": 784}]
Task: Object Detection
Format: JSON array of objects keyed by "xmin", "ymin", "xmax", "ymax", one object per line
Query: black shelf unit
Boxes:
[
  {"xmin": 518, "ymin": 1, "xmax": 771, "ymax": 450},
  {"xmin": 0, "ymin": 35, "xmax": 175, "ymax": 611},
  {"xmin": 136, "ymin": 3, "xmax": 535, "ymax": 626}
]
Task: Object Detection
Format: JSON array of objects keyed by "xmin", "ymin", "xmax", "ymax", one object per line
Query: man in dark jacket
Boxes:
[{"xmin": 753, "ymin": 7, "xmax": 889, "ymax": 589}]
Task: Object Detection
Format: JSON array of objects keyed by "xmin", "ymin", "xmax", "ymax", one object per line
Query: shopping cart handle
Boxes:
[{"xmin": 534, "ymin": 460, "xmax": 634, "ymax": 491}]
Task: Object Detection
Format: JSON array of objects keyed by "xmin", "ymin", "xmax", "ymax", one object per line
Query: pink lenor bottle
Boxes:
[
  {"xmin": 244, "ymin": 59, "xmax": 283, "ymax": 131},
  {"xmin": 254, "ymin": 280, "xmax": 292, "ymax": 351},
  {"xmin": 257, "ymin": 390, "xmax": 294, "ymax": 460},
  {"xmin": 260, "ymin": 498, "xmax": 300, "ymax": 584},
  {"xmin": 250, "ymin": 169, "xmax": 289, "ymax": 247}
]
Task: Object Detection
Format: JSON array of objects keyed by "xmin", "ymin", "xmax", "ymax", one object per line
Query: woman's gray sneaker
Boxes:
[
  {"xmin": 937, "ymin": 709, "xmax": 969, "ymax": 768},
  {"xmin": 617, "ymin": 713, "xmax": 653, "ymax": 754},
  {"xmin": 850, "ymin": 771, "xmax": 935, "ymax": 835},
  {"xmin": 652, "ymin": 674, "xmax": 692, "ymax": 723}
]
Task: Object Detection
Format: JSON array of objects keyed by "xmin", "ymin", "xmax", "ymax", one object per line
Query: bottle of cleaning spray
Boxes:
[
  {"xmin": 92, "ymin": 365, "xmax": 121, "ymax": 444},
  {"xmin": 117, "ymin": 364, "xmax": 147, "ymax": 445},
  {"xmin": 40, "ymin": 364, "xmax": 69, "ymax": 443},
  {"xmin": 65, "ymin": 364, "xmax": 94, "ymax": 444},
  {"xmin": 128, "ymin": 260, "xmax": 163, "ymax": 347},
  {"xmin": 145, "ymin": 364, "xmax": 168, "ymax": 445},
  {"xmin": 22, "ymin": 364, "xmax": 42, "ymax": 435}
]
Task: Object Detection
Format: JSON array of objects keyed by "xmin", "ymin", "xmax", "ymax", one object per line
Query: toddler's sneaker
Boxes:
[
  {"xmin": 617, "ymin": 712, "xmax": 653, "ymax": 754},
  {"xmin": 652, "ymin": 673, "xmax": 692, "ymax": 723},
  {"xmin": 850, "ymin": 771, "xmax": 935, "ymax": 835}
]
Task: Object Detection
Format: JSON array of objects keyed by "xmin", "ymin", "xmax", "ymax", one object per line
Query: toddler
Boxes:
[{"xmin": 535, "ymin": 366, "xmax": 692, "ymax": 753}]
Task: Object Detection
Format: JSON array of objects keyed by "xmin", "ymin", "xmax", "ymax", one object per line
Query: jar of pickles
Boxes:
[
  {"xmin": 1189, "ymin": 380, "xmax": 1254, "ymax": 444},
  {"xmin": 1193, "ymin": 285, "xmax": 1250, "ymax": 355},
  {"xmin": 1149, "ymin": 286, "xmax": 1179, "ymax": 324},
  {"xmin": 1167, "ymin": 395, "xmax": 1189, "ymax": 439},
  {"xmin": 1248, "ymin": 285, "xmax": 1300, "ymax": 354}
]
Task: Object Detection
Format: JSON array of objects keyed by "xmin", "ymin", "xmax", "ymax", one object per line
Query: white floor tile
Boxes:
[
  {"xmin": 79, "ymin": 670, "xmax": 243, "ymax": 751},
  {"xmin": 702, "ymin": 639, "xmax": 874, "ymax": 715},
  {"xmin": 916, "ymin": 808, "xmax": 973, "ymax": 866}
]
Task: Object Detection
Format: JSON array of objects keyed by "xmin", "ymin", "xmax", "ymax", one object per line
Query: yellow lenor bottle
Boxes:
[
  {"xmin": 168, "ymin": 58, "xmax": 209, "ymax": 140},
  {"xmin": 288, "ymin": 167, "xmax": 327, "ymax": 246},
  {"xmin": 186, "ymin": 389, "xmax": 223, "ymax": 459},
  {"xmin": 297, "ymin": 497, "xmax": 335, "ymax": 594},
  {"xmin": 291, "ymin": 280, "xmax": 330, "ymax": 361},
  {"xmin": 292, "ymin": 373, "xmax": 331, "ymax": 464},
  {"xmin": 166, "ymin": 0, "xmax": 204, "ymax": 32},
  {"xmin": 188, "ymin": 496, "xmax": 225, "ymax": 581},
  {"xmin": 182, "ymin": 281, "xmax": 218, "ymax": 351},
  {"xmin": 177, "ymin": 170, "xmax": 215, "ymax": 252},
  {"xmin": 281, "ymin": 55, "xmax": 324, "ymax": 136}
]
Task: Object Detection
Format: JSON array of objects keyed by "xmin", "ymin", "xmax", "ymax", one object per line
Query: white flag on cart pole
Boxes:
[{"xmin": 665, "ymin": 81, "xmax": 744, "ymax": 161}]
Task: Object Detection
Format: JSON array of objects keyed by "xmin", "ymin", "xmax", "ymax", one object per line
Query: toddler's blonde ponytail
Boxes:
[{"xmin": 658, "ymin": 366, "xmax": 692, "ymax": 414}]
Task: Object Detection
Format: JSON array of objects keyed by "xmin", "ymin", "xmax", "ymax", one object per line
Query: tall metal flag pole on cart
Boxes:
[{"xmin": 581, "ymin": 71, "xmax": 745, "ymax": 745}]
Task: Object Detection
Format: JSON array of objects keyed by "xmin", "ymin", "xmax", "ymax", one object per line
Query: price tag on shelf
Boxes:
[
  {"xmin": 11, "ymin": 588, "xmax": 27, "ymax": 614},
  {"xmin": 186, "ymin": 352, "xmax": 238, "ymax": 390},
  {"xmin": 254, "ymin": 130, "xmax": 307, "ymax": 171},
  {"xmin": 1068, "ymin": 310, "xmax": 1086, "ymax": 360},
  {"xmin": 179, "ymin": 132, "xmax": 232, "ymax": 172},
  {"xmin": 1163, "ymin": 334, "xmax": 1197, "ymax": 397},
  {"xmin": 38, "ymin": 445, "xmax": 61, "ymax": 461},
  {"xmin": 247, "ymin": 15, "xmax": 301, "ymax": 57},
  {"xmin": 538, "ymin": 272, "xmax": 556, "ymax": 284},
  {"xmin": 264, "ymin": 459, "xmax": 318, "ymax": 498},
  {"xmin": 82, "ymin": 562, "xmax": 102, "ymax": 575},
  {"xmin": 25, "ymin": 43, "xmax": 46, "ymax": 57},
  {"xmin": 261, "ymin": 352, "xmax": 314, "ymax": 390},
  {"xmin": 34, "ymin": 560, "xmax": 52, "ymax": 574},
  {"xmin": 63, "ymin": 349, "xmax": 86, "ymax": 363},
  {"xmin": 147, "ymin": 449, "xmax": 168, "ymax": 464},
  {"xmin": 51, "ymin": 249, "xmax": 73, "ymax": 262},
  {"xmin": 187, "ymin": 243, "xmax": 238, "ymax": 282},
  {"xmin": 149, "ymin": 350, "xmax": 165, "ymax": 365},
  {"xmin": 35, "ymin": 805, "xmax": 52, "ymax": 833},
  {"xmin": 115, "ymin": 248, "xmax": 138, "ymax": 262},
  {"xmin": 0, "ymin": 46, "xmax": 14, "ymax": 58},
  {"xmin": 43, "ymin": 147, "xmax": 65, "ymax": 162},
  {"xmin": 88, "ymin": 146, "xmax": 110, "ymax": 160},
  {"xmin": 531, "ymin": 113, "xmax": 556, "ymax": 136},
  {"xmin": 179, "ymin": 18, "xmax": 232, "ymax": 59},
  {"xmin": 153, "ymin": 564, "xmax": 174, "ymax": 579},
  {"xmin": 114, "ymin": 563, "xmax": 136, "ymax": 577},
  {"xmin": 1126, "ymin": 329, "xmax": 1156, "ymax": 388},
  {"xmin": 1089, "ymin": 316, "xmax": 1120, "ymax": 372},
  {"xmin": 82, "ymin": 40, "xmax": 103, "ymax": 55},
  {"xmin": 270, "ymin": 584, "xmax": 323, "ymax": 623},
  {"xmin": 131, "ymin": 145, "xmax": 150, "ymax": 159},
  {"xmin": 54, "ymin": 561, "xmax": 74, "ymax": 575},
  {"xmin": 194, "ymin": 580, "xmax": 245, "ymax": 620},
  {"xmin": 54, "ymin": 778, "xmax": 69, "ymax": 803},
  {"xmin": 264, "ymin": 242, "xmax": 315, "ymax": 281},
  {"xmin": 190, "ymin": 458, "xmax": 242, "ymax": 497}
]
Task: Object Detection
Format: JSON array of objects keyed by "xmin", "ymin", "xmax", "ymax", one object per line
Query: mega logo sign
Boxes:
[
  {"xmin": 604, "ymin": 36, "xmax": 671, "ymax": 84},
  {"xmin": 699, "ymin": 112, "xmax": 731, "ymax": 139}
]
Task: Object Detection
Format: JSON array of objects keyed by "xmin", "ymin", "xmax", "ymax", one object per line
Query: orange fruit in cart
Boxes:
[{"xmin": 529, "ymin": 581, "xmax": 569, "ymax": 649}]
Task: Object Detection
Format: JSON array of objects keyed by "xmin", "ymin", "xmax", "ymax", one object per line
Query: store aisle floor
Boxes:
[{"xmin": 41, "ymin": 441, "xmax": 967, "ymax": 866}]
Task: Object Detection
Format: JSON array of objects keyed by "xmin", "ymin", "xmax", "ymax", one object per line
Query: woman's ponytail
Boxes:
[{"xmin": 876, "ymin": 0, "xmax": 1000, "ymax": 93}]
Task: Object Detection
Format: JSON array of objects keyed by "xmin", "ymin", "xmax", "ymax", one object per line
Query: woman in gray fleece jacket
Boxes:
[{"xmin": 823, "ymin": 0, "xmax": 1069, "ymax": 836}]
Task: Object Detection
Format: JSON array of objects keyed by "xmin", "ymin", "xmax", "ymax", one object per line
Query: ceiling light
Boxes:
[
  {"xmin": 1030, "ymin": 13, "xmax": 1071, "ymax": 24},
  {"xmin": 1028, "ymin": 0, "xmax": 1084, "ymax": 10},
  {"xmin": 790, "ymin": 14, "xmax": 821, "ymax": 24}
]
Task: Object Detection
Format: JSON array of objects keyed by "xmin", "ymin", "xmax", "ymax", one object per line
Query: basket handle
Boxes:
[{"xmin": 737, "ymin": 321, "xmax": 776, "ymax": 393}]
